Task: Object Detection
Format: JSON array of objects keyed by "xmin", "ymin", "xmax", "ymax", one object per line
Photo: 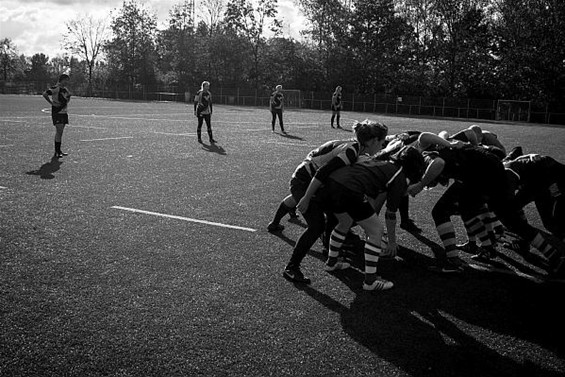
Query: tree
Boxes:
[
  {"xmin": 105, "ymin": 0, "xmax": 158, "ymax": 91},
  {"xmin": 0, "ymin": 38, "xmax": 19, "ymax": 81},
  {"xmin": 64, "ymin": 14, "xmax": 109, "ymax": 95},
  {"xmin": 198, "ymin": 0, "xmax": 226, "ymax": 34},
  {"xmin": 28, "ymin": 53, "xmax": 51, "ymax": 82},
  {"xmin": 224, "ymin": 0, "xmax": 282, "ymax": 88}
]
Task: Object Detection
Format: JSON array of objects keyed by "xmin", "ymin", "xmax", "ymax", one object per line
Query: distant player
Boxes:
[
  {"xmin": 331, "ymin": 86, "xmax": 342, "ymax": 129},
  {"xmin": 270, "ymin": 85, "xmax": 285, "ymax": 133},
  {"xmin": 194, "ymin": 81, "xmax": 216, "ymax": 144},
  {"xmin": 42, "ymin": 74, "xmax": 71, "ymax": 158}
]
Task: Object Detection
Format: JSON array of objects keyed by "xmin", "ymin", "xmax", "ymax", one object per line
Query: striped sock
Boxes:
[
  {"xmin": 463, "ymin": 216, "xmax": 481, "ymax": 244},
  {"xmin": 327, "ymin": 229, "xmax": 347, "ymax": 266},
  {"xmin": 437, "ymin": 221, "xmax": 458, "ymax": 258},
  {"xmin": 364, "ymin": 241, "xmax": 382, "ymax": 275}
]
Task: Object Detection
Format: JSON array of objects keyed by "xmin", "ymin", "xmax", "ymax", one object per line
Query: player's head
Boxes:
[
  {"xmin": 58, "ymin": 74, "xmax": 70, "ymax": 84},
  {"xmin": 275, "ymin": 85, "xmax": 283, "ymax": 91},
  {"xmin": 470, "ymin": 125, "xmax": 483, "ymax": 142},
  {"xmin": 201, "ymin": 81, "xmax": 210, "ymax": 90},
  {"xmin": 335, "ymin": 86, "xmax": 342, "ymax": 93},
  {"xmin": 352, "ymin": 119, "xmax": 388, "ymax": 153},
  {"xmin": 390, "ymin": 146, "xmax": 425, "ymax": 184}
]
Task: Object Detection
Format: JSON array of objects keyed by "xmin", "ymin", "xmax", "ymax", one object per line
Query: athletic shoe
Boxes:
[
  {"xmin": 470, "ymin": 246, "xmax": 497, "ymax": 262},
  {"xmin": 400, "ymin": 219, "xmax": 422, "ymax": 233},
  {"xmin": 457, "ymin": 241, "xmax": 479, "ymax": 254},
  {"xmin": 283, "ymin": 266, "xmax": 311, "ymax": 284},
  {"xmin": 267, "ymin": 222, "xmax": 284, "ymax": 232},
  {"xmin": 324, "ymin": 261, "xmax": 350, "ymax": 272},
  {"xmin": 363, "ymin": 277, "xmax": 394, "ymax": 291},
  {"xmin": 436, "ymin": 258, "xmax": 465, "ymax": 273}
]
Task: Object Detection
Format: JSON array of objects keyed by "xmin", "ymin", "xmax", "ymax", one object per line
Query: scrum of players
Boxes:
[{"xmin": 267, "ymin": 122, "xmax": 565, "ymax": 291}]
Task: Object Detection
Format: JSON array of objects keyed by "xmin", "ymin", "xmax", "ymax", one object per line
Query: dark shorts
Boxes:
[
  {"xmin": 289, "ymin": 176, "xmax": 309, "ymax": 203},
  {"xmin": 52, "ymin": 113, "xmax": 68, "ymax": 126},
  {"xmin": 321, "ymin": 179, "xmax": 374, "ymax": 222}
]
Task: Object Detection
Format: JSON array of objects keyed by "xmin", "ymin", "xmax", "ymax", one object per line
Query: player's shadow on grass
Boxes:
[
  {"xmin": 279, "ymin": 133, "xmax": 304, "ymax": 141},
  {"xmin": 25, "ymin": 157, "xmax": 62, "ymax": 179},
  {"xmin": 201, "ymin": 143, "xmax": 226, "ymax": 155},
  {"xmin": 298, "ymin": 247, "xmax": 565, "ymax": 377}
]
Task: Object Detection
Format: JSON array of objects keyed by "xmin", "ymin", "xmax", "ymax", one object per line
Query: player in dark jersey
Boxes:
[
  {"xmin": 42, "ymin": 74, "xmax": 71, "ymax": 158},
  {"xmin": 373, "ymin": 130, "xmax": 423, "ymax": 232},
  {"xmin": 445, "ymin": 124, "xmax": 506, "ymax": 155},
  {"xmin": 318, "ymin": 146, "xmax": 425, "ymax": 291},
  {"xmin": 270, "ymin": 85, "xmax": 285, "ymax": 133},
  {"xmin": 331, "ymin": 86, "xmax": 342, "ymax": 129},
  {"xmin": 194, "ymin": 81, "xmax": 215, "ymax": 144},
  {"xmin": 282, "ymin": 120, "xmax": 388, "ymax": 284},
  {"xmin": 409, "ymin": 133, "xmax": 562, "ymax": 275},
  {"xmin": 505, "ymin": 154, "xmax": 565, "ymax": 246}
]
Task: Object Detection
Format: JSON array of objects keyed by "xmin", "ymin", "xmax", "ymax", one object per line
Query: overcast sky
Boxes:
[{"xmin": 0, "ymin": 0, "xmax": 306, "ymax": 57}]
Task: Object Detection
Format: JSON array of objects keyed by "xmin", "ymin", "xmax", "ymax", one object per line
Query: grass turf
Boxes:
[{"xmin": 1, "ymin": 95, "xmax": 565, "ymax": 376}]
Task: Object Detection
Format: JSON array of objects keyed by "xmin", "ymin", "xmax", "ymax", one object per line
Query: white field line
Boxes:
[
  {"xmin": 153, "ymin": 131, "xmax": 197, "ymax": 136},
  {"xmin": 80, "ymin": 136, "xmax": 133, "ymax": 142},
  {"xmin": 0, "ymin": 186, "xmax": 7, "ymax": 189},
  {"xmin": 71, "ymin": 125, "xmax": 108, "ymax": 130},
  {"xmin": 0, "ymin": 144, "xmax": 14, "ymax": 148},
  {"xmin": 266, "ymin": 141, "xmax": 319, "ymax": 147},
  {"xmin": 0, "ymin": 119, "xmax": 28, "ymax": 123},
  {"xmin": 111, "ymin": 206, "xmax": 257, "ymax": 233}
]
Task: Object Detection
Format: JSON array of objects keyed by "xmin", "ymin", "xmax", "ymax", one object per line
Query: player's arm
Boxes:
[
  {"xmin": 407, "ymin": 156, "xmax": 445, "ymax": 196},
  {"xmin": 42, "ymin": 89, "xmax": 52, "ymax": 105},
  {"xmin": 419, "ymin": 132, "xmax": 464, "ymax": 150}
]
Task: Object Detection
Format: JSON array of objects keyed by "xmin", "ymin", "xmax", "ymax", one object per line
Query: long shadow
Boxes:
[
  {"xmin": 201, "ymin": 142, "xmax": 226, "ymax": 155},
  {"xmin": 25, "ymin": 157, "xmax": 62, "ymax": 179},
  {"xmin": 297, "ymin": 247, "xmax": 565, "ymax": 376},
  {"xmin": 278, "ymin": 132, "xmax": 304, "ymax": 141}
]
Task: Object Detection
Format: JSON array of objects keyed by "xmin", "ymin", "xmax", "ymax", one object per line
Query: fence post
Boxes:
[{"xmin": 352, "ymin": 94, "xmax": 355, "ymax": 112}]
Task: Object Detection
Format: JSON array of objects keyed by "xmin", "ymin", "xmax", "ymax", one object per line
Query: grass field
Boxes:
[{"xmin": 1, "ymin": 94, "xmax": 565, "ymax": 377}]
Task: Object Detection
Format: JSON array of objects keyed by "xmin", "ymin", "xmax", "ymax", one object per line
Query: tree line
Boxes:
[{"xmin": 1, "ymin": 0, "xmax": 564, "ymax": 112}]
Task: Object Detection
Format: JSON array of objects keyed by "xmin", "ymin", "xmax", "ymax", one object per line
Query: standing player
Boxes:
[
  {"xmin": 270, "ymin": 85, "xmax": 285, "ymax": 133},
  {"xmin": 42, "ymin": 74, "xmax": 71, "ymax": 158},
  {"xmin": 194, "ymin": 81, "xmax": 216, "ymax": 144},
  {"xmin": 331, "ymin": 86, "xmax": 342, "ymax": 129}
]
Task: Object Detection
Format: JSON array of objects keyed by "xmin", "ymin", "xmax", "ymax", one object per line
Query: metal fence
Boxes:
[{"xmin": 2, "ymin": 80, "xmax": 564, "ymax": 125}]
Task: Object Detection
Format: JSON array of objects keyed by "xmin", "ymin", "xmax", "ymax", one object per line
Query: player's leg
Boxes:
[
  {"xmin": 325, "ymin": 212, "xmax": 353, "ymax": 271},
  {"xmin": 431, "ymin": 183, "xmax": 464, "ymax": 272},
  {"xmin": 399, "ymin": 196, "xmax": 421, "ymax": 232},
  {"xmin": 357, "ymin": 213, "xmax": 393, "ymax": 291},
  {"xmin": 278, "ymin": 110, "xmax": 285, "ymax": 133},
  {"xmin": 204, "ymin": 115, "xmax": 215, "ymax": 143},
  {"xmin": 53, "ymin": 123, "xmax": 67, "ymax": 157},
  {"xmin": 336, "ymin": 109, "xmax": 341, "ymax": 128},
  {"xmin": 283, "ymin": 199, "xmax": 327, "ymax": 284},
  {"xmin": 197, "ymin": 116, "xmax": 204, "ymax": 143}
]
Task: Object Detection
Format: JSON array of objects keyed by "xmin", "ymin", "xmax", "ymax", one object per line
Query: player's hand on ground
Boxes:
[{"xmin": 385, "ymin": 241, "xmax": 398, "ymax": 257}]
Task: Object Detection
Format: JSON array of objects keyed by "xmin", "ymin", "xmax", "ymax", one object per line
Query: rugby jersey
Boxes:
[
  {"xmin": 270, "ymin": 91, "xmax": 284, "ymax": 110},
  {"xmin": 292, "ymin": 140, "xmax": 360, "ymax": 182},
  {"xmin": 45, "ymin": 84, "xmax": 70, "ymax": 114},
  {"xmin": 331, "ymin": 91, "xmax": 342, "ymax": 110},
  {"xmin": 329, "ymin": 159, "xmax": 407, "ymax": 212},
  {"xmin": 194, "ymin": 89, "xmax": 212, "ymax": 115}
]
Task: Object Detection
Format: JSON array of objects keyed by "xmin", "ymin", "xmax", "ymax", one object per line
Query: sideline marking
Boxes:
[
  {"xmin": 0, "ymin": 186, "xmax": 7, "ymax": 189},
  {"xmin": 266, "ymin": 141, "xmax": 318, "ymax": 147},
  {"xmin": 153, "ymin": 131, "xmax": 197, "ymax": 136},
  {"xmin": 111, "ymin": 206, "xmax": 257, "ymax": 233},
  {"xmin": 80, "ymin": 136, "xmax": 133, "ymax": 142},
  {"xmin": 0, "ymin": 144, "xmax": 14, "ymax": 148},
  {"xmin": 72, "ymin": 125, "xmax": 108, "ymax": 130}
]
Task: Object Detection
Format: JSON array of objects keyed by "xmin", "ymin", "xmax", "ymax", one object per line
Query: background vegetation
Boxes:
[{"xmin": 1, "ymin": 0, "xmax": 564, "ymax": 115}]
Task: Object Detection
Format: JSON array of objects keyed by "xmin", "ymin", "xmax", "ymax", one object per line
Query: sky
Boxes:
[{"xmin": 0, "ymin": 0, "xmax": 307, "ymax": 58}]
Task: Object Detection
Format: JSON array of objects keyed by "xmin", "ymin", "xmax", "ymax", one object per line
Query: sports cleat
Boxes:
[
  {"xmin": 430, "ymin": 257, "xmax": 465, "ymax": 273},
  {"xmin": 363, "ymin": 277, "xmax": 394, "ymax": 291},
  {"xmin": 283, "ymin": 267, "xmax": 311, "ymax": 284},
  {"xmin": 471, "ymin": 246, "xmax": 497, "ymax": 262},
  {"xmin": 324, "ymin": 261, "xmax": 350, "ymax": 272},
  {"xmin": 267, "ymin": 222, "xmax": 285, "ymax": 232},
  {"xmin": 400, "ymin": 219, "xmax": 422, "ymax": 233}
]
